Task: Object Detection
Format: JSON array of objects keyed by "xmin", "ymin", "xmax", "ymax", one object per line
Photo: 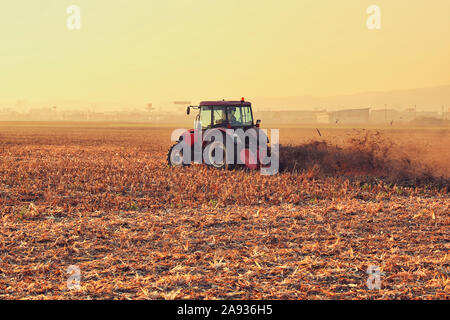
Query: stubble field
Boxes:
[{"xmin": 0, "ymin": 122, "xmax": 448, "ymax": 299}]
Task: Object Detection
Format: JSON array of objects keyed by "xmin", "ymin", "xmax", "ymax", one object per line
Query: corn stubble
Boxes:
[{"xmin": 0, "ymin": 125, "xmax": 448, "ymax": 299}]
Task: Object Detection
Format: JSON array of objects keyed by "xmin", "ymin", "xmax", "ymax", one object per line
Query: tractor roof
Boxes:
[{"xmin": 199, "ymin": 100, "xmax": 251, "ymax": 107}]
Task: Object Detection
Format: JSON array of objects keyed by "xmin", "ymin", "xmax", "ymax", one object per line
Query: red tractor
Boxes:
[{"xmin": 168, "ymin": 99, "xmax": 271, "ymax": 170}]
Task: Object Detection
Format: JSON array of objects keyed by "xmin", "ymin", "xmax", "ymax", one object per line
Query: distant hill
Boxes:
[{"xmin": 253, "ymin": 85, "xmax": 450, "ymax": 112}]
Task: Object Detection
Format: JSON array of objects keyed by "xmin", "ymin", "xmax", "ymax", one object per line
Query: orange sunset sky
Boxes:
[{"xmin": 1, "ymin": 0, "xmax": 450, "ymax": 108}]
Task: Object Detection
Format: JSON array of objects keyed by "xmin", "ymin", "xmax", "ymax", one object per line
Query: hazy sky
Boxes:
[{"xmin": 1, "ymin": 0, "xmax": 450, "ymax": 105}]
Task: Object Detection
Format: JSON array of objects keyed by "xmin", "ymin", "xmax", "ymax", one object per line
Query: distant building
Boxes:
[
  {"xmin": 328, "ymin": 108, "xmax": 370, "ymax": 124},
  {"xmin": 416, "ymin": 111, "xmax": 439, "ymax": 119},
  {"xmin": 0, "ymin": 109, "xmax": 24, "ymax": 121},
  {"xmin": 370, "ymin": 109, "xmax": 399, "ymax": 123},
  {"xmin": 316, "ymin": 112, "xmax": 330, "ymax": 124},
  {"xmin": 258, "ymin": 110, "xmax": 326, "ymax": 124},
  {"xmin": 62, "ymin": 110, "xmax": 88, "ymax": 121},
  {"xmin": 397, "ymin": 109, "xmax": 416, "ymax": 122},
  {"xmin": 118, "ymin": 111, "xmax": 149, "ymax": 122},
  {"xmin": 87, "ymin": 112, "xmax": 117, "ymax": 121},
  {"xmin": 29, "ymin": 108, "xmax": 61, "ymax": 121}
]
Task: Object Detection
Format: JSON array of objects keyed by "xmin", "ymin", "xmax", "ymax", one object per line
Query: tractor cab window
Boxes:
[
  {"xmin": 212, "ymin": 106, "xmax": 227, "ymax": 127},
  {"xmin": 200, "ymin": 106, "xmax": 212, "ymax": 129},
  {"xmin": 227, "ymin": 106, "xmax": 253, "ymax": 127}
]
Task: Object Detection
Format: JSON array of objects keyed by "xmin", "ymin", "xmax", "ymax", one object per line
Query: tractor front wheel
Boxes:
[{"xmin": 167, "ymin": 142, "xmax": 190, "ymax": 167}]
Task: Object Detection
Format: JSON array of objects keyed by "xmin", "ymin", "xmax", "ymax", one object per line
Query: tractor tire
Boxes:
[
  {"xmin": 167, "ymin": 142, "xmax": 190, "ymax": 167},
  {"xmin": 204, "ymin": 140, "xmax": 232, "ymax": 170}
]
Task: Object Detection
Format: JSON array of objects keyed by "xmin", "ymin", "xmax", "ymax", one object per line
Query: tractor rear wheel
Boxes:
[{"xmin": 205, "ymin": 140, "xmax": 233, "ymax": 170}]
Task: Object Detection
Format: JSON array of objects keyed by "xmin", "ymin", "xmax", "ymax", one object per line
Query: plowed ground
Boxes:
[{"xmin": 0, "ymin": 123, "xmax": 448, "ymax": 299}]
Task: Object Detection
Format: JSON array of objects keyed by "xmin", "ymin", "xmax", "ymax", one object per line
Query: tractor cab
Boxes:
[{"xmin": 187, "ymin": 99, "xmax": 260, "ymax": 130}]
